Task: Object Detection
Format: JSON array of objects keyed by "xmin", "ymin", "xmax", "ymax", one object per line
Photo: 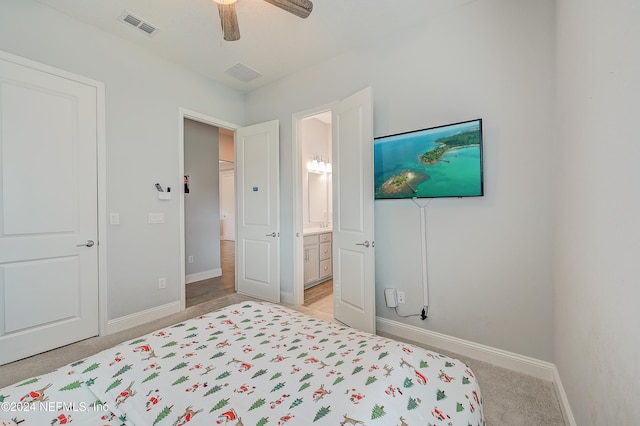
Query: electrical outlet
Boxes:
[
  {"xmin": 188, "ymin": 256, "xmax": 194, "ymax": 264},
  {"xmin": 397, "ymin": 291, "xmax": 406, "ymax": 304},
  {"xmin": 158, "ymin": 278, "xmax": 166, "ymax": 289}
]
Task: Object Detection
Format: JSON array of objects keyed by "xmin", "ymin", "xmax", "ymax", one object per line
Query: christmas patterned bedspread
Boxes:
[{"xmin": 0, "ymin": 301, "xmax": 484, "ymax": 425}]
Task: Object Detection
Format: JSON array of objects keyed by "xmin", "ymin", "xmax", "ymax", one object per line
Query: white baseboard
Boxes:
[
  {"xmin": 376, "ymin": 316, "xmax": 555, "ymax": 381},
  {"xmin": 552, "ymin": 365, "xmax": 577, "ymax": 426},
  {"xmin": 376, "ymin": 317, "xmax": 576, "ymax": 423},
  {"xmin": 106, "ymin": 301, "xmax": 181, "ymax": 334},
  {"xmin": 186, "ymin": 268, "xmax": 222, "ymax": 284}
]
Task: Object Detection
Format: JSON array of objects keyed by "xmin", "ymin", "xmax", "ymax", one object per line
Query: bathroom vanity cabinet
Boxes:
[{"xmin": 303, "ymin": 231, "xmax": 332, "ymax": 288}]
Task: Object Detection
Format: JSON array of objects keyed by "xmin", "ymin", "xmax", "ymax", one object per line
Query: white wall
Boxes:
[
  {"xmin": 0, "ymin": 0, "xmax": 245, "ymax": 320},
  {"xmin": 246, "ymin": 0, "xmax": 556, "ymax": 361},
  {"xmin": 555, "ymin": 0, "xmax": 640, "ymax": 424}
]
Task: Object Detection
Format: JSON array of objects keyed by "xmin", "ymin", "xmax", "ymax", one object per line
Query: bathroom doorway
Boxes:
[{"xmin": 295, "ymin": 109, "xmax": 334, "ymax": 316}]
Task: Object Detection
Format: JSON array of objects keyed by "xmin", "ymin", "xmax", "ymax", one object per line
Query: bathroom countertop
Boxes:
[{"xmin": 303, "ymin": 227, "xmax": 333, "ymax": 236}]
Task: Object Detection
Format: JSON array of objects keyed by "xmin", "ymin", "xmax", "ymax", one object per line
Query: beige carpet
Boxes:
[{"xmin": 0, "ymin": 294, "xmax": 565, "ymax": 425}]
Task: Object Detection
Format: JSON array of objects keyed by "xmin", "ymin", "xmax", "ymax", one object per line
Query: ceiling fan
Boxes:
[{"xmin": 213, "ymin": 0, "xmax": 313, "ymax": 41}]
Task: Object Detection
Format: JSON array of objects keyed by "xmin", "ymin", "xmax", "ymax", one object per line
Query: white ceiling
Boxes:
[{"xmin": 36, "ymin": 0, "xmax": 475, "ymax": 92}]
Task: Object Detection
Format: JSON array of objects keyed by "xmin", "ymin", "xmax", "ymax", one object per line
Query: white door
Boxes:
[
  {"xmin": 236, "ymin": 120, "xmax": 280, "ymax": 302},
  {"xmin": 0, "ymin": 53, "xmax": 99, "ymax": 365},
  {"xmin": 220, "ymin": 170, "xmax": 235, "ymax": 241},
  {"xmin": 332, "ymin": 87, "xmax": 375, "ymax": 333}
]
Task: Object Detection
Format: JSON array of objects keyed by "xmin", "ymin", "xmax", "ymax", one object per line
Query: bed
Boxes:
[{"xmin": 0, "ymin": 301, "xmax": 484, "ymax": 425}]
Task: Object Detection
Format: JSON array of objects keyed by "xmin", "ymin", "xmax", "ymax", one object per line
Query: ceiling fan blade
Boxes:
[
  {"xmin": 263, "ymin": 0, "xmax": 313, "ymax": 19},
  {"xmin": 218, "ymin": 3, "xmax": 240, "ymax": 41}
]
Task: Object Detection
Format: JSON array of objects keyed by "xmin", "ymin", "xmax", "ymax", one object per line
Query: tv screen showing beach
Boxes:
[{"xmin": 374, "ymin": 119, "xmax": 484, "ymax": 199}]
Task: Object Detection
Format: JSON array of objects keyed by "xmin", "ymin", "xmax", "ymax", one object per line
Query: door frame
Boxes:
[
  {"xmin": 96, "ymin": 72, "xmax": 107, "ymax": 337},
  {"xmin": 178, "ymin": 107, "xmax": 240, "ymax": 310},
  {"xmin": 0, "ymin": 50, "xmax": 108, "ymax": 337},
  {"xmin": 292, "ymin": 102, "xmax": 334, "ymax": 306}
]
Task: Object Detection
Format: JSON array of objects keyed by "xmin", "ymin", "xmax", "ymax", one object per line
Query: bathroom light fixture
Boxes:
[{"xmin": 308, "ymin": 155, "xmax": 331, "ymax": 173}]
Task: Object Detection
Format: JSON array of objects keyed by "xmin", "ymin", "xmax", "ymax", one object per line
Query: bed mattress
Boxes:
[{"xmin": 0, "ymin": 301, "xmax": 484, "ymax": 425}]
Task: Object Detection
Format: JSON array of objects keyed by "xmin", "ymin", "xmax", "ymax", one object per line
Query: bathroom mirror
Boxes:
[{"xmin": 308, "ymin": 172, "xmax": 328, "ymax": 224}]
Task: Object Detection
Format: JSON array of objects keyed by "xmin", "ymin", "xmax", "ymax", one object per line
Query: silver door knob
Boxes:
[
  {"xmin": 355, "ymin": 240, "xmax": 370, "ymax": 247},
  {"xmin": 77, "ymin": 240, "xmax": 95, "ymax": 247},
  {"xmin": 265, "ymin": 232, "xmax": 276, "ymax": 237}
]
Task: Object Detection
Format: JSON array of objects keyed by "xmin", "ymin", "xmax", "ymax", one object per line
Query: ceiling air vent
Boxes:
[
  {"xmin": 119, "ymin": 11, "xmax": 158, "ymax": 37},
  {"xmin": 224, "ymin": 63, "xmax": 263, "ymax": 83}
]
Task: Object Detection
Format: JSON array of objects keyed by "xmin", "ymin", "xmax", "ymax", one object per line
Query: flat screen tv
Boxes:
[{"xmin": 374, "ymin": 119, "xmax": 484, "ymax": 199}]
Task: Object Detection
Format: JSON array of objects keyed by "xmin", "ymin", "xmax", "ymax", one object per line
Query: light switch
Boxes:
[
  {"xmin": 148, "ymin": 213, "xmax": 165, "ymax": 224},
  {"xmin": 110, "ymin": 212, "xmax": 120, "ymax": 225}
]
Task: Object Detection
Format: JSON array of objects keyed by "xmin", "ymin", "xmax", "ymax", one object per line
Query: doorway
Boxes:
[
  {"xmin": 294, "ymin": 108, "xmax": 334, "ymax": 317},
  {"xmin": 293, "ymin": 88, "xmax": 375, "ymax": 333},
  {"xmin": 183, "ymin": 119, "xmax": 236, "ymax": 307},
  {"xmin": 179, "ymin": 109, "xmax": 239, "ymax": 310},
  {"xmin": 179, "ymin": 110, "xmax": 281, "ymax": 309}
]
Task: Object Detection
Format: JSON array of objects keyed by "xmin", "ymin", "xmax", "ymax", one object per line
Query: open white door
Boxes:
[
  {"xmin": 332, "ymin": 87, "xmax": 375, "ymax": 333},
  {"xmin": 0, "ymin": 52, "xmax": 100, "ymax": 364},
  {"xmin": 236, "ymin": 120, "xmax": 280, "ymax": 302}
]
